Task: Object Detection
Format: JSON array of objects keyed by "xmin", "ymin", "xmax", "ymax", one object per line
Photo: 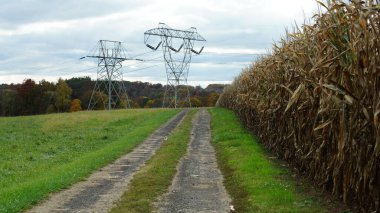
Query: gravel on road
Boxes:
[{"xmin": 155, "ymin": 109, "xmax": 231, "ymax": 213}]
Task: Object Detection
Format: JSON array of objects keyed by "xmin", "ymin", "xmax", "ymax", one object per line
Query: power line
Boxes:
[
  {"xmin": 124, "ymin": 64, "xmax": 161, "ymax": 73},
  {"xmin": 122, "ymin": 55, "xmax": 164, "ymax": 67},
  {"xmin": 16, "ymin": 58, "xmax": 82, "ymax": 74},
  {"xmin": 20, "ymin": 52, "xmax": 252, "ymax": 76},
  {"xmin": 130, "ymin": 50, "xmax": 155, "ymax": 58},
  {"xmin": 202, "ymin": 51, "xmax": 268, "ymax": 56},
  {"xmin": 133, "ymin": 57, "xmax": 251, "ymax": 65},
  {"xmin": 71, "ymin": 66, "xmax": 98, "ymax": 74}
]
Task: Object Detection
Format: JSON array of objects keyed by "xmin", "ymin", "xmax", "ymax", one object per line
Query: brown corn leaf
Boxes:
[
  {"xmin": 374, "ymin": 109, "xmax": 380, "ymax": 128},
  {"xmin": 317, "ymin": 0, "xmax": 328, "ymax": 10},
  {"xmin": 323, "ymin": 82, "xmax": 357, "ymax": 102},
  {"xmin": 314, "ymin": 120, "xmax": 332, "ymax": 131},
  {"xmin": 285, "ymin": 84, "xmax": 304, "ymax": 112},
  {"xmin": 344, "ymin": 95, "xmax": 354, "ymax": 105},
  {"xmin": 363, "ymin": 107, "xmax": 370, "ymax": 121},
  {"xmin": 280, "ymin": 84, "xmax": 294, "ymax": 95}
]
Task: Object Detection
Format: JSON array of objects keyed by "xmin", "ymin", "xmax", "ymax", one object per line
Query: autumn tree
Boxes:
[
  {"xmin": 131, "ymin": 101, "xmax": 140, "ymax": 108},
  {"xmin": 92, "ymin": 91, "xmax": 107, "ymax": 110},
  {"xmin": 144, "ymin": 99, "xmax": 155, "ymax": 108},
  {"xmin": 207, "ymin": 93, "xmax": 220, "ymax": 107},
  {"xmin": 55, "ymin": 78, "xmax": 72, "ymax": 112},
  {"xmin": 117, "ymin": 94, "xmax": 130, "ymax": 108},
  {"xmin": 70, "ymin": 99, "xmax": 82, "ymax": 112}
]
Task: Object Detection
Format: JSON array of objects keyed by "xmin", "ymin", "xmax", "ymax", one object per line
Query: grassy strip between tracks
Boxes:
[
  {"xmin": 209, "ymin": 107, "xmax": 347, "ymax": 213},
  {"xmin": 0, "ymin": 109, "xmax": 179, "ymax": 212},
  {"xmin": 111, "ymin": 109, "xmax": 196, "ymax": 213}
]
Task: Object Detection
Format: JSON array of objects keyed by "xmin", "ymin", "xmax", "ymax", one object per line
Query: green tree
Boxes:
[
  {"xmin": 190, "ymin": 96, "xmax": 202, "ymax": 107},
  {"xmin": 37, "ymin": 80, "xmax": 56, "ymax": 114},
  {"xmin": 46, "ymin": 104, "xmax": 55, "ymax": 114},
  {"xmin": 16, "ymin": 79, "xmax": 38, "ymax": 115},
  {"xmin": 55, "ymin": 78, "xmax": 72, "ymax": 112},
  {"xmin": 136, "ymin": 96, "xmax": 149, "ymax": 108},
  {"xmin": 0, "ymin": 89, "xmax": 17, "ymax": 116}
]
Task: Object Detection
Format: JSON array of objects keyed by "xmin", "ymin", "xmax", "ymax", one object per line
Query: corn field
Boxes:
[{"xmin": 217, "ymin": 0, "xmax": 380, "ymax": 211}]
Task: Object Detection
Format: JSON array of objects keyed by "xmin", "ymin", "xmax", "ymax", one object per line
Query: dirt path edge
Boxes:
[
  {"xmin": 155, "ymin": 108, "xmax": 231, "ymax": 213},
  {"xmin": 28, "ymin": 110, "xmax": 187, "ymax": 213}
]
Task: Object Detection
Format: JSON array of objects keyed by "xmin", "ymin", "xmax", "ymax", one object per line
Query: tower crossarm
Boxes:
[
  {"xmin": 85, "ymin": 56, "xmax": 133, "ymax": 61},
  {"xmin": 144, "ymin": 27, "xmax": 206, "ymax": 42}
]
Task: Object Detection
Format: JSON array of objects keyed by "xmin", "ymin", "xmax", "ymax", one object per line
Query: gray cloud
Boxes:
[{"xmin": 0, "ymin": 0, "xmax": 318, "ymax": 86}]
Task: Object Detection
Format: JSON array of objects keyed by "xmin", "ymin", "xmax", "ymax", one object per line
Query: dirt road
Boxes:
[
  {"xmin": 155, "ymin": 109, "xmax": 231, "ymax": 213},
  {"xmin": 28, "ymin": 110, "xmax": 187, "ymax": 213}
]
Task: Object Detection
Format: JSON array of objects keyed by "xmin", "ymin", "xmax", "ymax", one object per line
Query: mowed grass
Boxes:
[
  {"xmin": 111, "ymin": 109, "xmax": 196, "ymax": 213},
  {"xmin": 209, "ymin": 108, "xmax": 332, "ymax": 213},
  {"xmin": 0, "ymin": 109, "xmax": 179, "ymax": 212}
]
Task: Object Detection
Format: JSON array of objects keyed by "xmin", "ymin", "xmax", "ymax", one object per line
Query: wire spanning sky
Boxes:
[{"xmin": 0, "ymin": 0, "xmax": 319, "ymax": 87}]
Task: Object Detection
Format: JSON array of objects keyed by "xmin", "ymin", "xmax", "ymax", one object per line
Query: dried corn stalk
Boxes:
[{"xmin": 218, "ymin": 0, "xmax": 380, "ymax": 211}]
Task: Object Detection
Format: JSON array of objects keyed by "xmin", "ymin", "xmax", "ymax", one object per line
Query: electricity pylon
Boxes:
[
  {"xmin": 144, "ymin": 23, "xmax": 206, "ymax": 108},
  {"xmin": 85, "ymin": 40, "xmax": 130, "ymax": 110}
]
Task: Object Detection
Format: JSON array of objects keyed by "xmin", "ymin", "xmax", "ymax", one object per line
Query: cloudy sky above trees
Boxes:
[{"xmin": 0, "ymin": 0, "xmax": 319, "ymax": 87}]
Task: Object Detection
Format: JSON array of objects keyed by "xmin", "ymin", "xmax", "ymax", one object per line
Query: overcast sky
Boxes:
[{"xmin": 0, "ymin": 0, "xmax": 319, "ymax": 87}]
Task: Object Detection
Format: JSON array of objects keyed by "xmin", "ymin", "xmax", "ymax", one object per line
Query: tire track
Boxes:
[
  {"xmin": 28, "ymin": 110, "xmax": 187, "ymax": 213},
  {"xmin": 155, "ymin": 108, "xmax": 231, "ymax": 213}
]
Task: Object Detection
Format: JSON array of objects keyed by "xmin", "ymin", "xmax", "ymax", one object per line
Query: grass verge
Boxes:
[
  {"xmin": 209, "ymin": 107, "xmax": 345, "ymax": 213},
  {"xmin": 110, "ymin": 109, "xmax": 196, "ymax": 213},
  {"xmin": 0, "ymin": 109, "xmax": 179, "ymax": 212}
]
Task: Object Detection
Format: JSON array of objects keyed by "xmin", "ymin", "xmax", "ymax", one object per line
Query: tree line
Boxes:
[{"xmin": 0, "ymin": 77, "xmax": 225, "ymax": 116}]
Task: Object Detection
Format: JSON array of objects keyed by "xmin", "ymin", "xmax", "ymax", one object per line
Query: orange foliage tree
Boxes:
[{"xmin": 70, "ymin": 99, "xmax": 82, "ymax": 112}]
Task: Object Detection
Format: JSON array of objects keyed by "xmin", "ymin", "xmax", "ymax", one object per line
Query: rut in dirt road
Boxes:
[
  {"xmin": 28, "ymin": 110, "xmax": 187, "ymax": 213},
  {"xmin": 156, "ymin": 109, "xmax": 231, "ymax": 213}
]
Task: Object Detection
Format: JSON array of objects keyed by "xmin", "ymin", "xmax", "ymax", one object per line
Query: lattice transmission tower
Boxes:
[
  {"xmin": 85, "ymin": 40, "xmax": 131, "ymax": 110},
  {"xmin": 144, "ymin": 23, "xmax": 206, "ymax": 108}
]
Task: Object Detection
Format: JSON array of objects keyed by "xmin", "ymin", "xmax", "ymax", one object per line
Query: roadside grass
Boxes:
[
  {"xmin": 209, "ymin": 107, "xmax": 342, "ymax": 213},
  {"xmin": 110, "ymin": 109, "xmax": 196, "ymax": 213},
  {"xmin": 0, "ymin": 109, "xmax": 179, "ymax": 213}
]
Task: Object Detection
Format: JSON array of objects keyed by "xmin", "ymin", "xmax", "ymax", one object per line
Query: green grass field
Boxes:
[
  {"xmin": 209, "ymin": 108, "xmax": 339, "ymax": 213},
  {"xmin": 111, "ymin": 109, "xmax": 196, "ymax": 213},
  {"xmin": 0, "ymin": 109, "xmax": 179, "ymax": 212}
]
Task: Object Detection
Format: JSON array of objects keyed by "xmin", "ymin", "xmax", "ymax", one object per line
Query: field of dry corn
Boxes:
[{"xmin": 218, "ymin": 0, "xmax": 380, "ymax": 212}]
